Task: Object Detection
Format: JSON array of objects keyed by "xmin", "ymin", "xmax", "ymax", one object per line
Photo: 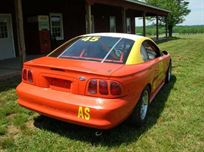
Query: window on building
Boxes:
[
  {"xmin": 126, "ymin": 18, "xmax": 131, "ymax": 34},
  {"xmin": 50, "ymin": 13, "xmax": 64, "ymax": 41},
  {"xmin": 0, "ymin": 21, "xmax": 8, "ymax": 38},
  {"xmin": 110, "ymin": 16, "xmax": 116, "ymax": 32}
]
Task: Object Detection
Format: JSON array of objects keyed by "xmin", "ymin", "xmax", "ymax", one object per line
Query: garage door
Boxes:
[{"xmin": 0, "ymin": 14, "xmax": 15, "ymax": 60}]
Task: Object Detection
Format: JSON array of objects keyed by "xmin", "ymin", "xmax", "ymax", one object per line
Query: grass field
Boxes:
[
  {"xmin": 0, "ymin": 34, "xmax": 204, "ymax": 152},
  {"xmin": 136, "ymin": 25, "xmax": 204, "ymax": 36}
]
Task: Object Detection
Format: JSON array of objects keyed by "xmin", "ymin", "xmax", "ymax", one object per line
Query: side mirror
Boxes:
[{"xmin": 162, "ymin": 50, "xmax": 168, "ymax": 55}]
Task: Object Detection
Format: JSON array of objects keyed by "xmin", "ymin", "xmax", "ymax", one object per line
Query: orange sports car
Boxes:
[{"xmin": 16, "ymin": 33, "xmax": 171, "ymax": 129}]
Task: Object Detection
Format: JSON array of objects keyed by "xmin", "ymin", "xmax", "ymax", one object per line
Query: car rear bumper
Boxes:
[{"xmin": 16, "ymin": 82, "xmax": 135, "ymax": 129}]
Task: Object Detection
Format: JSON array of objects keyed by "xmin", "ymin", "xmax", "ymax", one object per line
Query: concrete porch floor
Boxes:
[{"xmin": 0, "ymin": 55, "xmax": 43, "ymax": 81}]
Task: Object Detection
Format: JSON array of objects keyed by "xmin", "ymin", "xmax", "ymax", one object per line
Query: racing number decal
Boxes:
[
  {"xmin": 77, "ymin": 106, "xmax": 90, "ymax": 120},
  {"xmin": 81, "ymin": 36, "xmax": 100, "ymax": 42}
]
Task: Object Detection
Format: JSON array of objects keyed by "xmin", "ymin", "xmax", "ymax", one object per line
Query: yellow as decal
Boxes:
[{"xmin": 77, "ymin": 106, "xmax": 90, "ymax": 120}]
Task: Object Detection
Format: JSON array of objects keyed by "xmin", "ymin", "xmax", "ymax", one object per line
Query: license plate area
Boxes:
[{"xmin": 47, "ymin": 77, "xmax": 72, "ymax": 92}]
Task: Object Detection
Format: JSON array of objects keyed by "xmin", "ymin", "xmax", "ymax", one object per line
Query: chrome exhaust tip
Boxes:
[{"xmin": 95, "ymin": 131, "xmax": 103, "ymax": 137}]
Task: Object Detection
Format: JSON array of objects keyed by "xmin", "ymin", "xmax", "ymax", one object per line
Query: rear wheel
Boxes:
[
  {"xmin": 129, "ymin": 86, "xmax": 150, "ymax": 127},
  {"xmin": 165, "ymin": 61, "xmax": 172, "ymax": 83}
]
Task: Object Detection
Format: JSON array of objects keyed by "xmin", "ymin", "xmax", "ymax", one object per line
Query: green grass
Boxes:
[
  {"xmin": 174, "ymin": 25, "xmax": 204, "ymax": 34},
  {"xmin": 136, "ymin": 25, "xmax": 204, "ymax": 36},
  {"xmin": 0, "ymin": 34, "xmax": 204, "ymax": 151},
  {"xmin": 136, "ymin": 25, "xmax": 166, "ymax": 36}
]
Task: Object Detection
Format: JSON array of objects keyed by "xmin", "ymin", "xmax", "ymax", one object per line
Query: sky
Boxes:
[
  {"xmin": 180, "ymin": 0, "xmax": 204, "ymax": 25},
  {"xmin": 136, "ymin": 0, "xmax": 204, "ymax": 26}
]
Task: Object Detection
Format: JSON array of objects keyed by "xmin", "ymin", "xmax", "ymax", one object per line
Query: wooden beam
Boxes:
[
  {"xmin": 15, "ymin": 0, "xmax": 26, "ymax": 69},
  {"xmin": 165, "ymin": 17, "xmax": 168, "ymax": 38},
  {"xmin": 143, "ymin": 12, "xmax": 146, "ymax": 36},
  {"xmin": 85, "ymin": 2, "xmax": 92, "ymax": 33},
  {"xmin": 135, "ymin": 18, "xmax": 136, "ymax": 34},
  {"xmin": 131, "ymin": 17, "xmax": 135, "ymax": 34},
  {"xmin": 86, "ymin": 0, "xmax": 94, "ymax": 5},
  {"xmin": 122, "ymin": 8, "xmax": 127, "ymax": 33},
  {"xmin": 156, "ymin": 15, "xmax": 159, "ymax": 40}
]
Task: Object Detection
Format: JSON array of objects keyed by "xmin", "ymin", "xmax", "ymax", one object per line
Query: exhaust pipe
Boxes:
[{"xmin": 95, "ymin": 130, "xmax": 103, "ymax": 137}]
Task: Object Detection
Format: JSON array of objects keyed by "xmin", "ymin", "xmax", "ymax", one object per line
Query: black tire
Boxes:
[
  {"xmin": 129, "ymin": 86, "xmax": 150, "ymax": 127},
  {"xmin": 165, "ymin": 61, "xmax": 172, "ymax": 83}
]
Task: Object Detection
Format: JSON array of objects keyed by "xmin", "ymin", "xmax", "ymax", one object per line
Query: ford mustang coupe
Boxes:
[{"xmin": 16, "ymin": 33, "xmax": 171, "ymax": 129}]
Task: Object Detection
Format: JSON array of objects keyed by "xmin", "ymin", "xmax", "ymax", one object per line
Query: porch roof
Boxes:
[
  {"xmin": 126, "ymin": 0, "xmax": 170, "ymax": 13},
  {"xmin": 89, "ymin": 0, "xmax": 170, "ymax": 16}
]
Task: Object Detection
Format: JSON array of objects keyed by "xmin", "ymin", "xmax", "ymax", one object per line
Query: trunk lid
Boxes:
[
  {"xmin": 23, "ymin": 57, "xmax": 123, "ymax": 95},
  {"xmin": 25, "ymin": 57, "xmax": 123, "ymax": 76}
]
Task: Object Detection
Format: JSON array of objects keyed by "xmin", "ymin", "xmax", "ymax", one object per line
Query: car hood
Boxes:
[{"xmin": 24, "ymin": 57, "xmax": 124, "ymax": 76}]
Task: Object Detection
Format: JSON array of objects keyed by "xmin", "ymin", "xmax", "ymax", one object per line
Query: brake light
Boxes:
[
  {"xmin": 22, "ymin": 68, "xmax": 33, "ymax": 83},
  {"xmin": 27, "ymin": 70, "xmax": 33, "ymax": 83},
  {"xmin": 88, "ymin": 79, "xmax": 97, "ymax": 94},
  {"xmin": 87, "ymin": 79, "xmax": 122, "ymax": 97},
  {"xmin": 22, "ymin": 69, "xmax": 27, "ymax": 80},
  {"xmin": 99, "ymin": 80, "xmax": 108, "ymax": 95},
  {"xmin": 110, "ymin": 81, "xmax": 122, "ymax": 96}
]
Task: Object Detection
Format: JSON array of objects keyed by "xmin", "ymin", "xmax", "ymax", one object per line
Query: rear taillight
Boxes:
[
  {"xmin": 99, "ymin": 80, "xmax": 108, "ymax": 95},
  {"xmin": 110, "ymin": 81, "xmax": 122, "ymax": 96},
  {"xmin": 27, "ymin": 70, "xmax": 33, "ymax": 83},
  {"xmin": 87, "ymin": 79, "xmax": 122, "ymax": 97},
  {"xmin": 22, "ymin": 68, "xmax": 33, "ymax": 83},
  {"xmin": 88, "ymin": 79, "xmax": 97, "ymax": 94},
  {"xmin": 22, "ymin": 69, "xmax": 27, "ymax": 80}
]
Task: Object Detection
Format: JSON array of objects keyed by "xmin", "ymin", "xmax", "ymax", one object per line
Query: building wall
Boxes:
[
  {"xmin": 0, "ymin": 0, "xmax": 166, "ymax": 59},
  {"xmin": 0, "ymin": 0, "xmax": 18, "ymax": 56},
  {"xmin": 22, "ymin": 0, "xmax": 86, "ymax": 54},
  {"xmin": 92, "ymin": 4, "xmax": 123, "ymax": 33}
]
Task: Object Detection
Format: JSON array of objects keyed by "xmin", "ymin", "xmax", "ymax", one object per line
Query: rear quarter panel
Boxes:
[
  {"xmin": 110, "ymin": 62, "xmax": 155, "ymax": 109},
  {"xmin": 125, "ymin": 37, "xmax": 171, "ymax": 101}
]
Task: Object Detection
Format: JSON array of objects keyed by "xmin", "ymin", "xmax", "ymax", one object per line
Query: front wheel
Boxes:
[{"xmin": 129, "ymin": 87, "xmax": 150, "ymax": 127}]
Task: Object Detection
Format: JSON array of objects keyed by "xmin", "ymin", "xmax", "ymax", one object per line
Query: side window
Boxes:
[
  {"xmin": 143, "ymin": 40, "xmax": 160, "ymax": 60},
  {"xmin": 141, "ymin": 45, "xmax": 149, "ymax": 61}
]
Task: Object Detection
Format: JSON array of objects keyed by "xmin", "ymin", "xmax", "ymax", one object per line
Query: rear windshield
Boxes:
[{"xmin": 49, "ymin": 36, "xmax": 134, "ymax": 64}]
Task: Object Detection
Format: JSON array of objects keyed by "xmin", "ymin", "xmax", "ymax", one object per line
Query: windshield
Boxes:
[{"xmin": 49, "ymin": 36, "xmax": 134, "ymax": 64}]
